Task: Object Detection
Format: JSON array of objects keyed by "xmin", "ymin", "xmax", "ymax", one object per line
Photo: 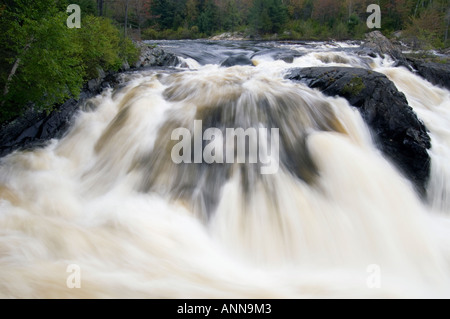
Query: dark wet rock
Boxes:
[
  {"xmin": 135, "ymin": 44, "xmax": 181, "ymax": 68},
  {"xmin": 277, "ymin": 55, "xmax": 295, "ymax": 63},
  {"xmin": 86, "ymin": 67, "xmax": 106, "ymax": 93},
  {"xmin": 120, "ymin": 60, "xmax": 131, "ymax": 71},
  {"xmin": 407, "ymin": 59, "xmax": 450, "ymax": 91},
  {"xmin": 360, "ymin": 31, "xmax": 406, "ymax": 64},
  {"xmin": 0, "ymin": 97, "xmax": 81, "ymax": 157},
  {"xmin": 0, "ymin": 72, "xmax": 123, "ymax": 158},
  {"xmin": 286, "ymin": 67, "xmax": 431, "ymax": 196},
  {"xmin": 220, "ymin": 55, "xmax": 254, "ymax": 67},
  {"xmin": 0, "ymin": 42, "xmax": 183, "ymax": 159},
  {"xmin": 251, "ymin": 48, "xmax": 305, "ymax": 64}
]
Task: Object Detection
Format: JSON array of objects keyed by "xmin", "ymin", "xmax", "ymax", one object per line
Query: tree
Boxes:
[
  {"xmin": 312, "ymin": 0, "xmax": 341, "ymax": 24},
  {"xmin": 406, "ymin": 1, "xmax": 448, "ymax": 46},
  {"xmin": 0, "ymin": 1, "xmax": 84, "ymax": 121},
  {"xmin": 224, "ymin": 0, "xmax": 240, "ymax": 31},
  {"xmin": 130, "ymin": 0, "xmax": 152, "ymax": 36},
  {"xmin": 125, "ymin": 0, "xmax": 130, "ymax": 37},
  {"xmin": 198, "ymin": 0, "xmax": 219, "ymax": 34},
  {"xmin": 446, "ymin": 8, "xmax": 450, "ymax": 43},
  {"xmin": 287, "ymin": 0, "xmax": 305, "ymax": 20},
  {"xmin": 0, "ymin": 0, "xmax": 139, "ymax": 123},
  {"xmin": 151, "ymin": 0, "xmax": 178, "ymax": 29},
  {"xmin": 185, "ymin": 0, "xmax": 199, "ymax": 27},
  {"xmin": 97, "ymin": 0, "xmax": 104, "ymax": 16},
  {"xmin": 250, "ymin": 0, "xmax": 288, "ymax": 34}
]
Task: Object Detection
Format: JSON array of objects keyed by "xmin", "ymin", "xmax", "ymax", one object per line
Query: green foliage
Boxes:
[
  {"xmin": 151, "ymin": 0, "xmax": 181, "ymax": 30},
  {"xmin": 403, "ymin": 4, "xmax": 448, "ymax": 49},
  {"xmin": 1, "ymin": 0, "xmax": 448, "ymax": 124},
  {"xmin": 343, "ymin": 76, "xmax": 365, "ymax": 96},
  {"xmin": 250, "ymin": 0, "xmax": 288, "ymax": 34},
  {"xmin": 77, "ymin": 0, "xmax": 97, "ymax": 16},
  {"xmin": 335, "ymin": 21, "xmax": 349, "ymax": 40},
  {"xmin": 142, "ymin": 27, "xmax": 202, "ymax": 40},
  {"xmin": 198, "ymin": 0, "xmax": 219, "ymax": 35},
  {"xmin": 74, "ymin": 16, "xmax": 122, "ymax": 78},
  {"xmin": 139, "ymin": 0, "xmax": 448, "ymax": 46},
  {"xmin": 224, "ymin": 1, "xmax": 240, "ymax": 32},
  {"xmin": 0, "ymin": 3, "xmax": 84, "ymax": 122},
  {"xmin": 0, "ymin": 1, "xmax": 140, "ymax": 123},
  {"xmin": 120, "ymin": 37, "xmax": 141, "ymax": 66}
]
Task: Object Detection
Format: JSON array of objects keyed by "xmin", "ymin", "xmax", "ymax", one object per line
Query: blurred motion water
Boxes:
[{"xmin": 1, "ymin": 41, "xmax": 449, "ymax": 298}]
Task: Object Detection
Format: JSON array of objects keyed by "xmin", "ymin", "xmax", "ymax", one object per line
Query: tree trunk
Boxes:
[
  {"xmin": 97, "ymin": 0, "xmax": 103, "ymax": 16},
  {"xmin": 124, "ymin": 0, "xmax": 129, "ymax": 38},
  {"xmin": 414, "ymin": 0, "xmax": 423, "ymax": 17},
  {"xmin": 446, "ymin": 10, "xmax": 450, "ymax": 43},
  {"xmin": 3, "ymin": 40, "xmax": 33, "ymax": 98},
  {"xmin": 348, "ymin": 0, "xmax": 352, "ymax": 20}
]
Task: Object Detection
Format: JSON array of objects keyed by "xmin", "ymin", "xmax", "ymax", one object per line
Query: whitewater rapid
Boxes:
[{"xmin": 0, "ymin": 41, "xmax": 450, "ymax": 298}]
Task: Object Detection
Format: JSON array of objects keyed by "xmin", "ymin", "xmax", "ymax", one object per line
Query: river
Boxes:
[{"xmin": 0, "ymin": 40, "xmax": 449, "ymax": 298}]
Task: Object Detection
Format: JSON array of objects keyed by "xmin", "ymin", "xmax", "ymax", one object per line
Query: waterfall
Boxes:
[{"xmin": 0, "ymin": 41, "xmax": 449, "ymax": 298}]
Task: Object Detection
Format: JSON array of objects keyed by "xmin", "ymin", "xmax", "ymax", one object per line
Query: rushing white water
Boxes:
[{"xmin": 1, "ymin": 42, "xmax": 450, "ymax": 298}]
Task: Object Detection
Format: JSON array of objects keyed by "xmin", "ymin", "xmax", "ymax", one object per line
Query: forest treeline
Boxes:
[{"xmin": 98, "ymin": 0, "xmax": 449, "ymax": 45}]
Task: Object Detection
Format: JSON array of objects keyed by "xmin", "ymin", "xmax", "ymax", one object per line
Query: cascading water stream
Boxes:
[{"xmin": 0, "ymin": 41, "xmax": 449, "ymax": 298}]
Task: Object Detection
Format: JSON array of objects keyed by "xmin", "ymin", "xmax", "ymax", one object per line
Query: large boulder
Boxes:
[
  {"xmin": 286, "ymin": 67, "xmax": 431, "ymax": 196},
  {"xmin": 135, "ymin": 44, "xmax": 181, "ymax": 68},
  {"xmin": 360, "ymin": 31, "xmax": 406, "ymax": 63},
  {"xmin": 407, "ymin": 59, "xmax": 450, "ymax": 91}
]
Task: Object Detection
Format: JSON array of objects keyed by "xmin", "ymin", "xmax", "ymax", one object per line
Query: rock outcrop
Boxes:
[
  {"xmin": 0, "ymin": 73, "xmax": 123, "ymax": 158},
  {"xmin": 359, "ymin": 31, "xmax": 450, "ymax": 91},
  {"xmin": 360, "ymin": 31, "xmax": 406, "ymax": 63},
  {"xmin": 407, "ymin": 59, "xmax": 450, "ymax": 91},
  {"xmin": 134, "ymin": 43, "xmax": 182, "ymax": 68},
  {"xmin": 286, "ymin": 67, "xmax": 432, "ymax": 195},
  {"xmin": 0, "ymin": 42, "xmax": 187, "ymax": 159}
]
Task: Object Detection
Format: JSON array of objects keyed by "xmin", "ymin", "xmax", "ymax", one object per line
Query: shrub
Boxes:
[
  {"xmin": 142, "ymin": 28, "xmax": 160, "ymax": 40},
  {"xmin": 0, "ymin": 4, "xmax": 140, "ymax": 123},
  {"xmin": 74, "ymin": 16, "xmax": 123, "ymax": 78},
  {"xmin": 1, "ymin": 11, "xmax": 84, "ymax": 122}
]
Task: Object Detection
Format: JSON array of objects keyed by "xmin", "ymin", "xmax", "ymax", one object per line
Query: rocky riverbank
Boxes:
[
  {"xmin": 0, "ymin": 43, "xmax": 182, "ymax": 158},
  {"xmin": 361, "ymin": 31, "xmax": 450, "ymax": 90}
]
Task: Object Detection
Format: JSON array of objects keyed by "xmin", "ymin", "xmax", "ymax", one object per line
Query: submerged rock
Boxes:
[
  {"xmin": 286, "ymin": 67, "xmax": 431, "ymax": 196},
  {"xmin": 251, "ymin": 48, "xmax": 305, "ymax": 64},
  {"xmin": 220, "ymin": 55, "xmax": 254, "ymax": 67}
]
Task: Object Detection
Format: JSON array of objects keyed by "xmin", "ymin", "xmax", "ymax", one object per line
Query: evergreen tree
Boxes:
[
  {"xmin": 224, "ymin": 0, "xmax": 240, "ymax": 32},
  {"xmin": 151, "ymin": 0, "xmax": 177, "ymax": 29},
  {"xmin": 250, "ymin": 0, "xmax": 287, "ymax": 34},
  {"xmin": 198, "ymin": 0, "xmax": 219, "ymax": 34}
]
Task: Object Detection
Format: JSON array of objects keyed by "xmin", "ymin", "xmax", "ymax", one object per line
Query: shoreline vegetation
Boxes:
[
  {"xmin": 1, "ymin": 0, "xmax": 449, "ymax": 125},
  {"xmin": 139, "ymin": 0, "xmax": 449, "ymax": 48}
]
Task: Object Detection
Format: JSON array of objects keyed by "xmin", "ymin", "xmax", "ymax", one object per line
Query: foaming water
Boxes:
[
  {"xmin": 1, "ymin": 41, "xmax": 450, "ymax": 298},
  {"xmin": 376, "ymin": 66, "xmax": 450, "ymax": 213}
]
